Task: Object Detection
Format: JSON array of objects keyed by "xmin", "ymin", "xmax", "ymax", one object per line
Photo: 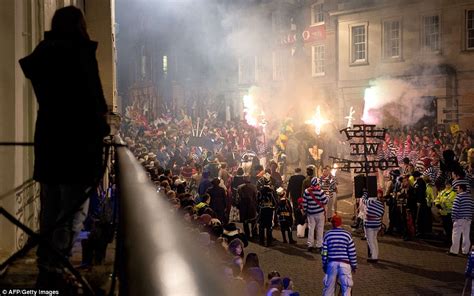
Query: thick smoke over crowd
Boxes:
[
  {"xmin": 117, "ymin": 0, "xmax": 330, "ymax": 136},
  {"xmin": 362, "ymin": 78, "xmax": 434, "ymax": 127}
]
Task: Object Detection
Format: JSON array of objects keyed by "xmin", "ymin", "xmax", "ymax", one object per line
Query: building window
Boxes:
[
  {"xmin": 311, "ymin": 3, "xmax": 324, "ymax": 25},
  {"xmin": 422, "ymin": 15, "xmax": 440, "ymax": 52},
  {"xmin": 467, "ymin": 10, "xmax": 474, "ymax": 49},
  {"xmin": 350, "ymin": 24, "xmax": 368, "ymax": 64},
  {"xmin": 312, "ymin": 45, "xmax": 325, "ymax": 76},
  {"xmin": 238, "ymin": 56, "xmax": 257, "ymax": 85},
  {"xmin": 383, "ymin": 20, "xmax": 401, "ymax": 59}
]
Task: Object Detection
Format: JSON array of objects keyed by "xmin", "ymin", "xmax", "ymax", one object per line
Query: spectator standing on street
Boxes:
[
  {"xmin": 302, "ymin": 165, "xmax": 315, "ymax": 192},
  {"xmin": 276, "ymin": 190, "xmax": 296, "ymax": 244},
  {"xmin": 287, "ymin": 168, "xmax": 305, "ymax": 220},
  {"xmin": 19, "ymin": 6, "xmax": 109, "ymax": 289},
  {"xmin": 302, "ymin": 177, "xmax": 328, "ymax": 252},
  {"xmin": 238, "ymin": 176, "xmax": 259, "ymax": 240},
  {"xmin": 321, "ymin": 214, "xmax": 357, "ymax": 296},
  {"xmin": 207, "ymin": 177, "xmax": 228, "ymax": 223},
  {"xmin": 320, "ymin": 166, "xmax": 338, "ymax": 221},
  {"xmin": 449, "ymin": 184, "xmax": 474, "ymax": 255},
  {"xmin": 434, "ymin": 180, "xmax": 456, "ymax": 243},
  {"xmin": 363, "ymin": 189, "xmax": 385, "ymax": 263}
]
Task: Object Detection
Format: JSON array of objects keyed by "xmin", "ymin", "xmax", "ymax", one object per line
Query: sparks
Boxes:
[
  {"xmin": 305, "ymin": 105, "xmax": 330, "ymax": 135},
  {"xmin": 345, "ymin": 106, "xmax": 355, "ymax": 128}
]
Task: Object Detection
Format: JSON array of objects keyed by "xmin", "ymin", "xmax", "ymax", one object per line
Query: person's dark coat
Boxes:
[
  {"xmin": 19, "ymin": 31, "xmax": 109, "ymax": 185},
  {"xmin": 237, "ymin": 182, "xmax": 258, "ymax": 222},
  {"xmin": 207, "ymin": 185, "xmax": 228, "ymax": 222},
  {"xmin": 287, "ymin": 173, "xmax": 305, "ymax": 203}
]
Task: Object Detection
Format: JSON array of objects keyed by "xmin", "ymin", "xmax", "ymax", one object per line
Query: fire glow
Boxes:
[
  {"xmin": 243, "ymin": 94, "xmax": 266, "ymax": 127},
  {"xmin": 361, "ymin": 87, "xmax": 380, "ymax": 124},
  {"xmin": 305, "ymin": 105, "xmax": 329, "ymax": 135}
]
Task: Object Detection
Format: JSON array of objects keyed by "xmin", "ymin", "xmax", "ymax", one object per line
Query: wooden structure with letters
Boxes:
[{"xmin": 330, "ymin": 124, "xmax": 399, "ymax": 179}]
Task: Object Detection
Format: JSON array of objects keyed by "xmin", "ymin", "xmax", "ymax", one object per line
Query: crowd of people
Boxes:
[{"xmin": 121, "ymin": 110, "xmax": 474, "ymax": 295}]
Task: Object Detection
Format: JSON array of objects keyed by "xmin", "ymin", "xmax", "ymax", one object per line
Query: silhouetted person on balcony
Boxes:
[{"xmin": 19, "ymin": 6, "xmax": 109, "ymax": 290}]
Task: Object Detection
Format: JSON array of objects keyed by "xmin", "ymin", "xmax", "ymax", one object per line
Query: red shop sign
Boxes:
[{"xmin": 280, "ymin": 25, "xmax": 326, "ymax": 45}]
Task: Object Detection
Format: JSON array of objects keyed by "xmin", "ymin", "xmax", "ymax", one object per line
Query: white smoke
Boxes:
[{"xmin": 362, "ymin": 78, "xmax": 435, "ymax": 127}]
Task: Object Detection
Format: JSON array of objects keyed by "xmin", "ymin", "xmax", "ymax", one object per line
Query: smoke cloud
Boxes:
[{"xmin": 362, "ymin": 78, "xmax": 435, "ymax": 127}]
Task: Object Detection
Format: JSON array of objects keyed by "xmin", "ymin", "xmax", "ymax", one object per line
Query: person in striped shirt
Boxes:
[
  {"xmin": 321, "ymin": 214, "xmax": 357, "ymax": 296},
  {"xmin": 302, "ymin": 177, "xmax": 328, "ymax": 252},
  {"xmin": 449, "ymin": 184, "xmax": 474, "ymax": 255},
  {"xmin": 362, "ymin": 189, "xmax": 385, "ymax": 262},
  {"xmin": 320, "ymin": 166, "xmax": 338, "ymax": 221},
  {"xmin": 452, "ymin": 167, "xmax": 471, "ymax": 194}
]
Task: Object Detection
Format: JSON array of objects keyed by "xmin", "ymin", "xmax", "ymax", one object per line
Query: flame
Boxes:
[
  {"xmin": 331, "ymin": 163, "xmax": 338, "ymax": 177},
  {"xmin": 362, "ymin": 87, "xmax": 381, "ymax": 124},
  {"xmin": 305, "ymin": 105, "xmax": 330, "ymax": 135},
  {"xmin": 243, "ymin": 95, "xmax": 265, "ymax": 127}
]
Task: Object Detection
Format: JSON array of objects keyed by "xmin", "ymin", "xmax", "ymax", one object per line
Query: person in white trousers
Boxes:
[
  {"xmin": 449, "ymin": 184, "xmax": 474, "ymax": 255},
  {"xmin": 363, "ymin": 189, "xmax": 385, "ymax": 263},
  {"xmin": 302, "ymin": 177, "xmax": 329, "ymax": 252},
  {"xmin": 322, "ymin": 214, "xmax": 357, "ymax": 296}
]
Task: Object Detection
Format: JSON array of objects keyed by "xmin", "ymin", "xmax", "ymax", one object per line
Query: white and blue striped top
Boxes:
[
  {"xmin": 452, "ymin": 192, "xmax": 474, "ymax": 220},
  {"xmin": 362, "ymin": 192, "xmax": 385, "ymax": 228},
  {"xmin": 423, "ymin": 167, "xmax": 438, "ymax": 186},
  {"xmin": 302, "ymin": 186, "xmax": 328, "ymax": 215},
  {"xmin": 453, "ymin": 177, "xmax": 471, "ymax": 194},
  {"xmin": 322, "ymin": 228, "xmax": 357, "ymax": 270}
]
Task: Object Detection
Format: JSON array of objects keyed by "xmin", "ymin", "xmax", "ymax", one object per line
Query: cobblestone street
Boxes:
[{"xmin": 245, "ymin": 172, "xmax": 469, "ymax": 296}]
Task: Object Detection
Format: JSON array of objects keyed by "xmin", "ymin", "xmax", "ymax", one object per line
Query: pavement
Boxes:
[{"xmin": 244, "ymin": 171, "xmax": 470, "ymax": 295}]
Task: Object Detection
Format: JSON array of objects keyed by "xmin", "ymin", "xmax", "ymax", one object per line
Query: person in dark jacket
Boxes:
[
  {"xmin": 231, "ymin": 167, "xmax": 246, "ymax": 205},
  {"xmin": 207, "ymin": 178, "xmax": 228, "ymax": 223},
  {"xmin": 276, "ymin": 196, "xmax": 296, "ymax": 244},
  {"xmin": 238, "ymin": 176, "xmax": 259, "ymax": 240},
  {"xmin": 413, "ymin": 171, "xmax": 431, "ymax": 237},
  {"xmin": 257, "ymin": 174, "xmax": 277, "ymax": 247},
  {"xmin": 19, "ymin": 6, "xmax": 109, "ymax": 289},
  {"xmin": 287, "ymin": 168, "xmax": 305, "ymax": 220}
]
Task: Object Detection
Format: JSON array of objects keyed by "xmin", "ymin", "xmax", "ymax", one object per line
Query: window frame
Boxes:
[
  {"xmin": 311, "ymin": 44, "xmax": 325, "ymax": 77},
  {"xmin": 421, "ymin": 13, "xmax": 441, "ymax": 53},
  {"xmin": 349, "ymin": 22, "xmax": 369, "ymax": 66},
  {"xmin": 466, "ymin": 9, "xmax": 474, "ymax": 50},
  {"xmin": 381, "ymin": 18, "xmax": 403, "ymax": 61},
  {"xmin": 311, "ymin": 3, "xmax": 325, "ymax": 26}
]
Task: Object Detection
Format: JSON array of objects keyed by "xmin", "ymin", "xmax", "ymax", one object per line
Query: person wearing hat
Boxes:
[
  {"xmin": 276, "ymin": 188, "xmax": 296, "ymax": 244},
  {"xmin": 302, "ymin": 177, "xmax": 328, "ymax": 252},
  {"xmin": 223, "ymin": 223, "xmax": 249, "ymax": 248},
  {"xmin": 321, "ymin": 213, "xmax": 357, "ymax": 296},
  {"xmin": 362, "ymin": 189, "xmax": 385, "ymax": 263}
]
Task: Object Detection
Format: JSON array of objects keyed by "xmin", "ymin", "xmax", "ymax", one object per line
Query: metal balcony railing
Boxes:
[{"xmin": 114, "ymin": 135, "xmax": 233, "ymax": 295}]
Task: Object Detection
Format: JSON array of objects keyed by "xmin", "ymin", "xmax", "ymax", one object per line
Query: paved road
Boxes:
[{"xmin": 244, "ymin": 172, "xmax": 469, "ymax": 295}]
